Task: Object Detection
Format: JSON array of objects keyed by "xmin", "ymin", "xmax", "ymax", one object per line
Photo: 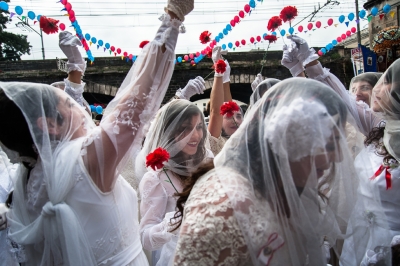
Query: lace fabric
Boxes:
[
  {"xmin": 0, "ymin": 12, "xmax": 180, "ymax": 265},
  {"xmin": 175, "ymin": 78, "xmax": 358, "ymax": 265}
]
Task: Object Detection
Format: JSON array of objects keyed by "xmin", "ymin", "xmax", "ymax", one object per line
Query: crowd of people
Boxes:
[{"xmin": 0, "ymin": 1, "xmax": 399, "ymax": 265}]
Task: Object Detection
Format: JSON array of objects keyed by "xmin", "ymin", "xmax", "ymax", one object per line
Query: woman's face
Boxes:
[
  {"xmin": 222, "ymin": 111, "xmax": 243, "ymax": 136},
  {"xmin": 371, "ymin": 78, "xmax": 393, "ymax": 113},
  {"xmin": 289, "ymin": 128, "xmax": 342, "ymax": 188},
  {"xmin": 351, "ymin": 81, "xmax": 373, "ymax": 106},
  {"xmin": 176, "ymin": 114, "xmax": 204, "ymax": 156},
  {"xmin": 54, "ymin": 89, "xmax": 88, "ymax": 140}
]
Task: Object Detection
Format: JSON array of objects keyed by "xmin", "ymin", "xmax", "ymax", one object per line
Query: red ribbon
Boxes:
[{"xmin": 371, "ymin": 165, "xmax": 392, "ymax": 190}]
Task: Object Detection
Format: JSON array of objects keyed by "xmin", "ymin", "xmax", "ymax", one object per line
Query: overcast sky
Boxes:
[{"xmin": 5, "ymin": 0, "xmax": 369, "ymax": 61}]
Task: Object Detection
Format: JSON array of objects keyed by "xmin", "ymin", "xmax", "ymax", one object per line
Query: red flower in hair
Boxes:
[
  {"xmin": 280, "ymin": 6, "xmax": 298, "ymax": 23},
  {"xmin": 146, "ymin": 147, "xmax": 170, "ymax": 171},
  {"xmin": 220, "ymin": 101, "xmax": 240, "ymax": 118},
  {"xmin": 199, "ymin": 31, "xmax": 212, "ymax": 44},
  {"xmin": 139, "ymin": 40, "xmax": 149, "ymax": 48},
  {"xmin": 267, "ymin": 16, "xmax": 282, "ymax": 32},
  {"xmin": 206, "ymin": 49, "xmax": 212, "ymax": 58},
  {"xmin": 265, "ymin": 35, "xmax": 278, "ymax": 43},
  {"xmin": 214, "ymin": 59, "xmax": 226, "ymax": 74},
  {"xmin": 39, "ymin": 16, "xmax": 59, "ymax": 35}
]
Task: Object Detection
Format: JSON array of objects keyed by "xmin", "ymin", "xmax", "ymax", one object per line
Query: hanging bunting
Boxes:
[
  {"xmin": 379, "ymin": 14, "xmax": 385, "ymax": 20},
  {"xmin": 368, "ymin": 16, "xmax": 373, "ymax": 22},
  {"xmin": 345, "ymin": 21, "xmax": 350, "ymax": 27},
  {"xmin": 390, "ymin": 11, "xmax": 395, "ymax": 18}
]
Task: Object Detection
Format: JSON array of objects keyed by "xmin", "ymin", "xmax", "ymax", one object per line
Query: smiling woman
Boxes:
[{"xmin": 135, "ymin": 99, "xmax": 213, "ymax": 266}]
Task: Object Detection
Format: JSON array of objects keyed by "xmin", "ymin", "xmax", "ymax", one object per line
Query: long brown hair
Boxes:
[
  {"xmin": 170, "ymin": 161, "xmax": 214, "ymax": 231},
  {"xmin": 364, "ymin": 121, "xmax": 395, "ymax": 164}
]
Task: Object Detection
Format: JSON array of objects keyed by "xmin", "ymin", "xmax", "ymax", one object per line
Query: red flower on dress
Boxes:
[
  {"xmin": 146, "ymin": 147, "xmax": 170, "ymax": 171},
  {"xmin": 214, "ymin": 59, "xmax": 226, "ymax": 74},
  {"xmin": 265, "ymin": 35, "xmax": 278, "ymax": 43},
  {"xmin": 279, "ymin": 6, "xmax": 298, "ymax": 23},
  {"xmin": 267, "ymin": 16, "xmax": 282, "ymax": 32},
  {"xmin": 220, "ymin": 101, "xmax": 240, "ymax": 118},
  {"xmin": 139, "ymin": 40, "xmax": 149, "ymax": 48},
  {"xmin": 39, "ymin": 16, "xmax": 59, "ymax": 35},
  {"xmin": 199, "ymin": 31, "xmax": 212, "ymax": 44}
]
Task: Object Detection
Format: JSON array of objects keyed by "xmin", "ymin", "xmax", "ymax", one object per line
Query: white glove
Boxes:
[
  {"xmin": 223, "ymin": 60, "xmax": 231, "ymax": 83},
  {"xmin": 59, "ymin": 31, "xmax": 86, "ymax": 74},
  {"xmin": 287, "ymin": 35, "xmax": 319, "ymax": 66},
  {"xmin": 175, "ymin": 76, "xmax": 206, "ymax": 100},
  {"xmin": 281, "ymin": 44, "xmax": 304, "ymax": 77},
  {"xmin": 251, "ymin": 73, "xmax": 263, "ymax": 91},
  {"xmin": 0, "ymin": 203, "xmax": 9, "ymax": 231},
  {"xmin": 164, "ymin": 211, "xmax": 181, "ymax": 235},
  {"xmin": 164, "ymin": 0, "xmax": 194, "ymax": 21}
]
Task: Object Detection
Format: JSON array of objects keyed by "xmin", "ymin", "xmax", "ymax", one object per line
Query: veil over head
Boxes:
[
  {"xmin": 370, "ymin": 59, "xmax": 400, "ymax": 162},
  {"xmin": 213, "ymin": 78, "xmax": 358, "ymax": 265},
  {"xmin": 249, "ymin": 78, "xmax": 280, "ymax": 107},
  {"xmin": 135, "ymin": 99, "xmax": 208, "ymax": 180}
]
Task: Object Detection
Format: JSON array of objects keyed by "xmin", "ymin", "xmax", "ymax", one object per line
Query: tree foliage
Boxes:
[{"xmin": 0, "ymin": 0, "xmax": 32, "ymax": 61}]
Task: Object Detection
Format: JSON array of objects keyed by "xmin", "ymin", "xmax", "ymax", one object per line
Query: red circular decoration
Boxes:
[
  {"xmin": 316, "ymin": 21, "xmax": 321, "ymax": 28},
  {"xmin": 250, "ymin": 37, "xmax": 255, "ymax": 43},
  {"xmin": 65, "ymin": 3, "xmax": 72, "ymax": 11},
  {"xmin": 351, "ymin": 27, "xmax": 357, "ymax": 33},
  {"xmin": 256, "ymin": 36, "xmax": 261, "ymax": 42},
  {"xmin": 235, "ymin": 41, "xmax": 240, "ymax": 47},
  {"xmin": 244, "ymin": 4, "xmax": 250, "ymax": 13},
  {"xmin": 341, "ymin": 34, "xmax": 347, "ymax": 40},
  {"xmin": 234, "ymin": 16, "xmax": 240, "ymax": 23},
  {"xmin": 346, "ymin": 30, "xmax": 351, "ymax": 37},
  {"xmin": 327, "ymin": 18, "xmax": 333, "ymax": 26},
  {"xmin": 59, "ymin": 23, "xmax": 66, "ymax": 31},
  {"xmin": 307, "ymin": 23, "xmax": 313, "ymax": 30},
  {"xmin": 337, "ymin": 37, "xmax": 342, "ymax": 42},
  {"xmin": 123, "ymin": 52, "xmax": 128, "ymax": 57},
  {"xmin": 298, "ymin": 25, "xmax": 303, "ymax": 32},
  {"xmin": 110, "ymin": 46, "xmax": 115, "ymax": 52},
  {"xmin": 69, "ymin": 15, "xmax": 76, "ymax": 22},
  {"xmin": 239, "ymin": 11, "xmax": 245, "ymax": 18},
  {"xmin": 241, "ymin": 39, "xmax": 246, "ymax": 45},
  {"xmin": 61, "ymin": 0, "xmax": 68, "ymax": 4},
  {"xmin": 230, "ymin": 20, "xmax": 236, "ymax": 27}
]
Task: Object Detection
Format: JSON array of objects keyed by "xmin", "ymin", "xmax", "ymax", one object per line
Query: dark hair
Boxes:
[
  {"xmin": 161, "ymin": 101, "xmax": 207, "ymax": 179},
  {"xmin": 351, "ymin": 72, "xmax": 382, "ymax": 88},
  {"xmin": 0, "ymin": 86, "xmax": 60, "ymax": 166},
  {"xmin": 364, "ymin": 122, "xmax": 398, "ymax": 165},
  {"xmin": 170, "ymin": 161, "xmax": 214, "ymax": 231}
]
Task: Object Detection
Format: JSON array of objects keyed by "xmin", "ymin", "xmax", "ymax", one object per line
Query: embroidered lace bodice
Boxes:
[
  {"xmin": 174, "ymin": 169, "xmax": 295, "ymax": 266},
  {"xmin": 206, "ymin": 131, "xmax": 227, "ymax": 156}
]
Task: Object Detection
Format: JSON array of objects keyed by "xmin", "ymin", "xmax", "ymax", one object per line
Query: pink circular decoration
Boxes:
[
  {"xmin": 184, "ymin": 55, "xmax": 189, "ymax": 61},
  {"xmin": 239, "ymin": 11, "xmax": 245, "ymax": 18},
  {"xmin": 256, "ymin": 36, "xmax": 261, "ymax": 42},
  {"xmin": 250, "ymin": 37, "xmax": 255, "ymax": 43},
  {"xmin": 327, "ymin": 18, "xmax": 333, "ymax": 26},
  {"xmin": 241, "ymin": 39, "xmax": 246, "ymax": 45},
  {"xmin": 61, "ymin": 0, "xmax": 68, "ymax": 5},
  {"xmin": 346, "ymin": 30, "xmax": 351, "ymax": 37},
  {"xmin": 123, "ymin": 52, "xmax": 128, "ymax": 57},
  {"xmin": 59, "ymin": 23, "xmax": 66, "ymax": 31},
  {"xmin": 235, "ymin": 41, "xmax": 240, "ymax": 47},
  {"xmin": 351, "ymin": 27, "xmax": 357, "ymax": 33},
  {"xmin": 316, "ymin": 21, "xmax": 321, "ymax": 28},
  {"xmin": 110, "ymin": 46, "xmax": 115, "ymax": 52},
  {"xmin": 298, "ymin": 25, "xmax": 303, "ymax": 32},
  {"xmin": 230, "ymin": 20, "xmax": 236, "ymax": 27},
  {"xmin": 244, "ymin": 4, "xmax": 250, "ymax": 13},
  {"xmin": 117, "ymin": 48, "xmax": 121, "ymax": 54},
  {"xmin": 196, "ymin": 52, "xmax": 200, "ymax": 57},
  {"xmin": 234, "ymin": 16, "xmax": 240, "ymax": 23},
  {"xmin": 341, "ymin": 34, "xmax": 347, "ymax": 40},
  {"xmin": 318, "ymin": 50, "xmax": 324, "ymax": 56},
  {"xmin": 189, "ymin": 53, "xmax": 194, "ymax": 59},
  {"xmin": 337, "ymin": 37, "xmax": 342, "ymax": 42},
  {"xmin": 129, "ymin": 54, "xmax": 133, "ymax": 60},
  {"xmin": 307, "ymin": 23, "xmax": 313, "ymax": 30},
  {"xmin": 65, "ymin": 3, "xmax": 72, "ymax": 11},
  {"xmin": 69, "ymin": 15, "xmax": 76, "ymax": 22}
]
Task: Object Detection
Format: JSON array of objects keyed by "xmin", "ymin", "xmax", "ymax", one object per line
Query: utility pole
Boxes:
[
  {"xmin": 355, "ymin": 0, "xmax": 362, "ymax": 46},
  {"xmin": 15, "ymin": 17, "xmax": 45, "ymax": 60}
]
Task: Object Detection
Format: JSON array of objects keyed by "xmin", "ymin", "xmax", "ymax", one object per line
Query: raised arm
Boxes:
[{"xmin": 83, "ymin": 7, "xmax": 193, "ymax": 192}]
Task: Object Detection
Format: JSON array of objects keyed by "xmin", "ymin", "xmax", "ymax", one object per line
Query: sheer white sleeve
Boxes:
[
  {"xmin": 139, "ymin": 171, "xmax": 176, "ymax": 251},
  {"xmin": 63, "ymin": 78, "xmax": 86, "ymax": 107},
  {"xmin": 305, "ymin": 62, "xmax": 382, "ymax": 136},
  {"xmin": 82, "ymin": 14, "xmax": 181, "ymax": 192}
]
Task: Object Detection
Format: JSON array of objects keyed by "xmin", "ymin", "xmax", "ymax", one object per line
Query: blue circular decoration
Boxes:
[
  {"xmin": 383, "ymin": 4, "xmax": 391, "ymax": 14},
  {"xmin": 226, "ymin": 24, "xmax": 232, "ymax": 31},
  {"xmin": 338, "ymin": 15, "xmax": 345, "ymax": 23},
  {"xmin": 222, "ymin": 44, "xmax": 227, "ymax": 50},
  {"xmin": 98, "ymin": 40, "xmax": 104, "ymax": 46},
  {"xmin": 0, "ymin": 1, "xmax": 9, "ymax": 11},
  {"xmin": 91, "ymin": 37, "xmax": 97, "ymax": 44},
  {"xmin": 332, "ymin": 40, "xmax": 338, "ymax": 45},
  {"xmin": 37, "ymin": 15, "xmax": 42, "ymax": 21},
  {"xmin": 321, "ymin": 48, "xmax": 327, "ymax": 54},
  {"xmin": 359, "ymin": 10, "xmax": 366, "ymax": 19},
  {"xmin": 371, "ymin": 7, "xmax": 378, "ymax": 16},
  {"xmin": 90, "ymin": 105, "xmax": 95, "ymax": 112},
  {"xmin": 177, "ymin": 56, "xmax": 182, "ymax": 63},
  {"xmin": 15, "ymin": 6, "xmax": 23, "ymax": 15},
  {"xmin": 348, "ymin": 12, "xmax": 355, "ymax": 21},
  {"xmin": 249, "ymin": 0, "xmax": 256, "ymax": 8},
  {"xmin": 105, "ymin": 43, "xmax": 110, "ymax": 49},
  {"xmin": 215, "ymin": 36, "xmax": 220, "ymax": 43},
  {"xmin": 280, "ymin": 29, "xmax": 286, "ymax": 36},
  {"xmin": 288, "ymin": 27, "xmax": 294, "ymax": 34},
  {"xmin": 218, "ymin": 32, "xmax": 223, "ymax": 39},
  {"xmin": 27, "ymin": 11, "xmax": 35, "ymax": 20},
  {"xmin": 223, "ymin": 29, "xmax": 228, "ymax": 35},
  {"xmin": 85, "ymin": 33, "xmax": 91, "ymax": 41},
  {"xmin": 228, "ymin": 42, "xmax": 233, "ymax": 49},
  {"xmin": 95, "ymin": 106, "xmax": 103, "ymax": 114},
  {"xmin": 271, "ymin": 31, "xmax": 277, "ymax": 36}
]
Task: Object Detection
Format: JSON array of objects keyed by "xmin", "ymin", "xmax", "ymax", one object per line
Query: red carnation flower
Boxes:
[
  {"xmin": 214, "ymin": 59, "xmax": 226, "ymax": 74},
  {"xmin": 280, "ymin": 6, "xmax": 298, "ymax": 23},
  {"xmin": 139, "ymin": 40, "xmax": 149, "ymax": 48},
  {"xmin": 146, "ymin": 147, "xmax": 170, "ymax": 171},
  {"xmin": 206, "ymin": 49, "xmax": 212, "ymax": 59},
  {"xmin": 220, "ymin": 101, "xmax": 240, "ymax": 118},
  {"xmin": 267, "ymin": 16, "xmax": 282, "ymax": 32},
  {"xmin": 265, "ymin": 35, "xmax": 278, "ymax": 43},
  {"xmin": 199, "ymin": 31, "xmax": 212, "ymax": 44},
  {"xmin": 39, "ymin": 16, "xmax": 59, "ymax": 35}
]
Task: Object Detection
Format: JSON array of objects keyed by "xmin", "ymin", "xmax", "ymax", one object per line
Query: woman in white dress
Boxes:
[
  {"xmin": 285, "ymin": 36, "xmax": 400, "ymax": 265},
  {"xmin": 173, "ymin": 78, "xmax": 358, "ymax": 265},
  {"xmin": 0, "ymin": 3, "xmax": 194, "ymax": 265},
  {"xmin": 136, "ymin": 99, "xmax": 213, "ymax": 266}
]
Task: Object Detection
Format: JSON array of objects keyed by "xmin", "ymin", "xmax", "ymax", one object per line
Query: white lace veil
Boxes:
[
  {"xmin": 135, "ymin": 99, "xmax": 208, "ymax": 180},
  {"xmin": 248, "ymin": 78, "xmax": 280, "ymax": 109},
  {"xmin": 0, "ymin": 19, "xmax": 177, "ymax": 264},
  {"xmin": 370, "ymin": 59, "xmax": 400, "ymax": 163},
  {"xmin": 213, "ymin": 78, "xmax": 358, "ymax": 265}
]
